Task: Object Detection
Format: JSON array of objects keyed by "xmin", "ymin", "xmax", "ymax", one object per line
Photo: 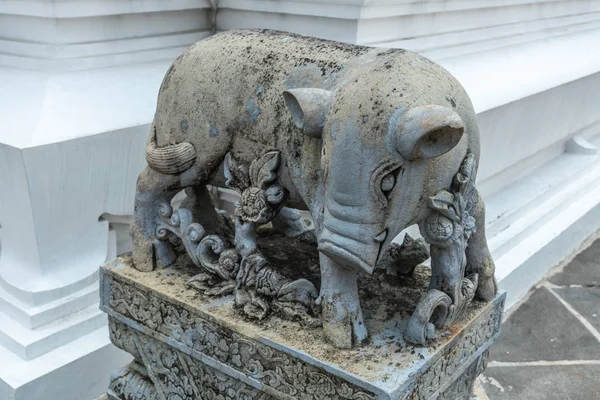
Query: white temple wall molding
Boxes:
[{"xmin": 0, "ymin": 0, "xmax": 213, "ymax": 72}]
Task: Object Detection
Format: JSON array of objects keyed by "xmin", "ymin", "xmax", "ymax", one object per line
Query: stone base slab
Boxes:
[{"xmin": 100, "ymin": 256, "xmax": 505, "ymax": 400}]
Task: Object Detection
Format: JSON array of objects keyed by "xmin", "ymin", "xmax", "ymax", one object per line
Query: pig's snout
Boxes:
[{"xmin": 317, "ymin": 216, "xmax": 386, "ymax": 275}]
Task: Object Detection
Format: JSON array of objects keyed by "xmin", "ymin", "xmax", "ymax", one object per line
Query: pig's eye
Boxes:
[
  {"xmin": 380, "ymin": 172, "xmax": 396, "ymax": 198},
  {"xmin": 372, "ymin": 163, "xmax": 403, "ymax": 206}
]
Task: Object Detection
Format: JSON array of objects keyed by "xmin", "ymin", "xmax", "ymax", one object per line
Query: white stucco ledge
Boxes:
[
  {"xmin": 0, "ymin": 63, "xmax": 169, "ymax": 148},
  {"xmin": 437, "ymin": 29, "xmax": 600, "ymax": 115},
  {"xmin": 0, "ymin": 0, "xmax": 210, "ymax": 18}
]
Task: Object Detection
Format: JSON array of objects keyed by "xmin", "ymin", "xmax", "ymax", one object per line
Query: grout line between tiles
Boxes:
[
  {"xmin": 542, "ymin": 282, "xmax": 600, "ymax": 343},
  {"xmin": 488, "ymin": 359, "xmax": 600, "ymax": 367}
]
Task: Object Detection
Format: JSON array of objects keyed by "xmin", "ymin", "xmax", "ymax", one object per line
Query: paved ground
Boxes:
[{"xmin": 478, "ymin": 239, "xmax": 600, "ymax": 400}]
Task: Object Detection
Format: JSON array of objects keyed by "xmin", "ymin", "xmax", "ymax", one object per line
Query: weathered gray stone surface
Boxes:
[
  {"xmin": 129, "ymin": 29, "xmax": 498, "ymax": 349},
  {"xmin": 100, "ymin": 256, "xmax": 505, "ymax": 400}
]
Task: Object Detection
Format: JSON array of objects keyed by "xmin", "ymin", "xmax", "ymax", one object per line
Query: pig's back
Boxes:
[
  {"xmin": 152, "ymin": 30, "xmax": 382, "ymax": 161},
  {"xmin": 151, "ymin": 29, "xmax": 478, "ymax": 188}
]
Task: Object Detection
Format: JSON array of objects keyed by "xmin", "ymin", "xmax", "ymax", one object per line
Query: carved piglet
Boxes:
[{"xmin": 132, "ymin": 29, "xmax": 497, "ymax": 348}]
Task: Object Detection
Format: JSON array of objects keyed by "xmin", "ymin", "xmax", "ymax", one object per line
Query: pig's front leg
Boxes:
[
  {"xmin": 465, "ymin": 189, "xmax": 498, "ymax": 301},
  {"xmin": 318, "ymin": 254, "xmax": 368, "ymax": 349},
  {"xmin": 406, "ymin": 202, "xmax": 479, "ymax": 345},
  {"xmin": 428, "ymin": 244, "xmax": 465, "ymax": 303}
]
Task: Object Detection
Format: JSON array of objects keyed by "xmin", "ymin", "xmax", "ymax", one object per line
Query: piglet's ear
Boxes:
[
  {"xmin": 391, "ymin": 105, "xmax": 464, "ymax": 160},
  {"xmin": 283, "ymin": 88, "xmax": 333, "ymax": 138}
]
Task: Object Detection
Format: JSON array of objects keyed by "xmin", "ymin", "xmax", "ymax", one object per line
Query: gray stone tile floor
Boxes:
[{"xmin": 478, "ymin": 239, "xmax": 600, "ymax": 400}]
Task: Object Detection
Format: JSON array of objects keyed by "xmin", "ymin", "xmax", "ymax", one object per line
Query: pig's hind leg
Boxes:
[
  {"xmin": 131, "ymin": 166, "xmax": 188, "ymax": 272},
  {"xmin": 271, "ymin": 207, "xmax": 312, "ymax": 238},
  {"xmin": 131, "ymin": 154, "xmax": 227, "ymax": 272}
]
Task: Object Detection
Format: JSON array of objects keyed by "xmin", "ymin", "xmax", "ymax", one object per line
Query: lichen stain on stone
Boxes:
[
  {"xmin": 245, "ymin": 98, "xmax": 261, "ymax": 123},
  {"xmin": 180, "ymin": 119, "xmax": 189, "ymax": 133},
  {"xmin": 446, "ymin": 95, "xmax": 457, "ymax": 109},
  {"xmin": 209, "ymin": 121, "xmax": 219, "ymax": 137},
  {"xmin": 255, "ymin": 84, "xmax": 264, "ymax": 95}
]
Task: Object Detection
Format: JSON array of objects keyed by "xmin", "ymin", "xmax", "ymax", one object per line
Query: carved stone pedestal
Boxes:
[{"xmin": 100, "ymin": 256, "xmax": 505, "ymax": 400}]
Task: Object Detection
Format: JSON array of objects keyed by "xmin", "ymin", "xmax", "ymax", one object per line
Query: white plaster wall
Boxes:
[
  {"xmin": 0, "ymin": 62, "xmax": 170, "ymax": 302},
  {"xmin": 476, "ymin": 71, "xmax": 600, "ymax": 190},
  {"xmin": 0, "ymin": 1, "xmax": 212, "ymax": 398},
  {"xmin": 0, "ymin": 145, "xmax": 40, "ymax": 287}
]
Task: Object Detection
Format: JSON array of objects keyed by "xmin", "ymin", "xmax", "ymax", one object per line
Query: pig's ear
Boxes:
[
  {"xmin": 390, "ymin": 105, "xmax": 464, "ymax": 160},
  {"xmin": 283, "ymin": 88, "xmax": 333, "ymax": 138}
]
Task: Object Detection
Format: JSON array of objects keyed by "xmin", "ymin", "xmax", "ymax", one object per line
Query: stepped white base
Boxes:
[
  {"xmin": 0, "ymin": 327, "xmax": 131, "ymax": 400},
  {"xmin": 0, "ymin": 277, "xmax": 100, "ymax": 330},
  {"xmin": 498, "ymin": 197, "xmax": 600, "ymax": 308},
  {"xmin": 488, "ymin": 143, "xmax": 600, "ymax": 307},
  {"xmin": 0, "ymin": 304, "xmax": 106, "ymax": 361}
]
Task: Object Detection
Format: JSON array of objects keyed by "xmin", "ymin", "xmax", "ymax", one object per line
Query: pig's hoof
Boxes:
[
  {"xmin": 320, "ymin": 294, "xmax": 368, "ymax": 349},
  {"xmin": 476, "ymin": 275, "xmax": 498, "ymax": 302},
  {"xmin": 132, "ymin": 235, "xmax": 177, "ymax": 272},
  {"xmin": 132, "ymin": 232, "xmax": 155, "ymax": 272}
]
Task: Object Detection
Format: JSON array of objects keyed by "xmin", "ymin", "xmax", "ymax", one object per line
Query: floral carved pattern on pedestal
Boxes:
[
  {"xmin": 105, "ymin": 276, "xmax": 377, "ymax": 400},
  {"xmin": 437, "ymin": 350, "xmax": 488, "ymax": 400},
  {"xmin": 109, "ymin": 320, "xmax": 274, "ymax": 400}
]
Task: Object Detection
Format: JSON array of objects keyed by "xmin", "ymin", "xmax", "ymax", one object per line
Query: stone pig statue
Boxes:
[{"xmin": 132, "ymin": 29, "xmax": 497, "ymax": 348}]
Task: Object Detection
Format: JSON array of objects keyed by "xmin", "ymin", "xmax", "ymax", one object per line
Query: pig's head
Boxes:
[{"xmin": 283, "ymin": 87, "xmax": 465, "ymax": 274}]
